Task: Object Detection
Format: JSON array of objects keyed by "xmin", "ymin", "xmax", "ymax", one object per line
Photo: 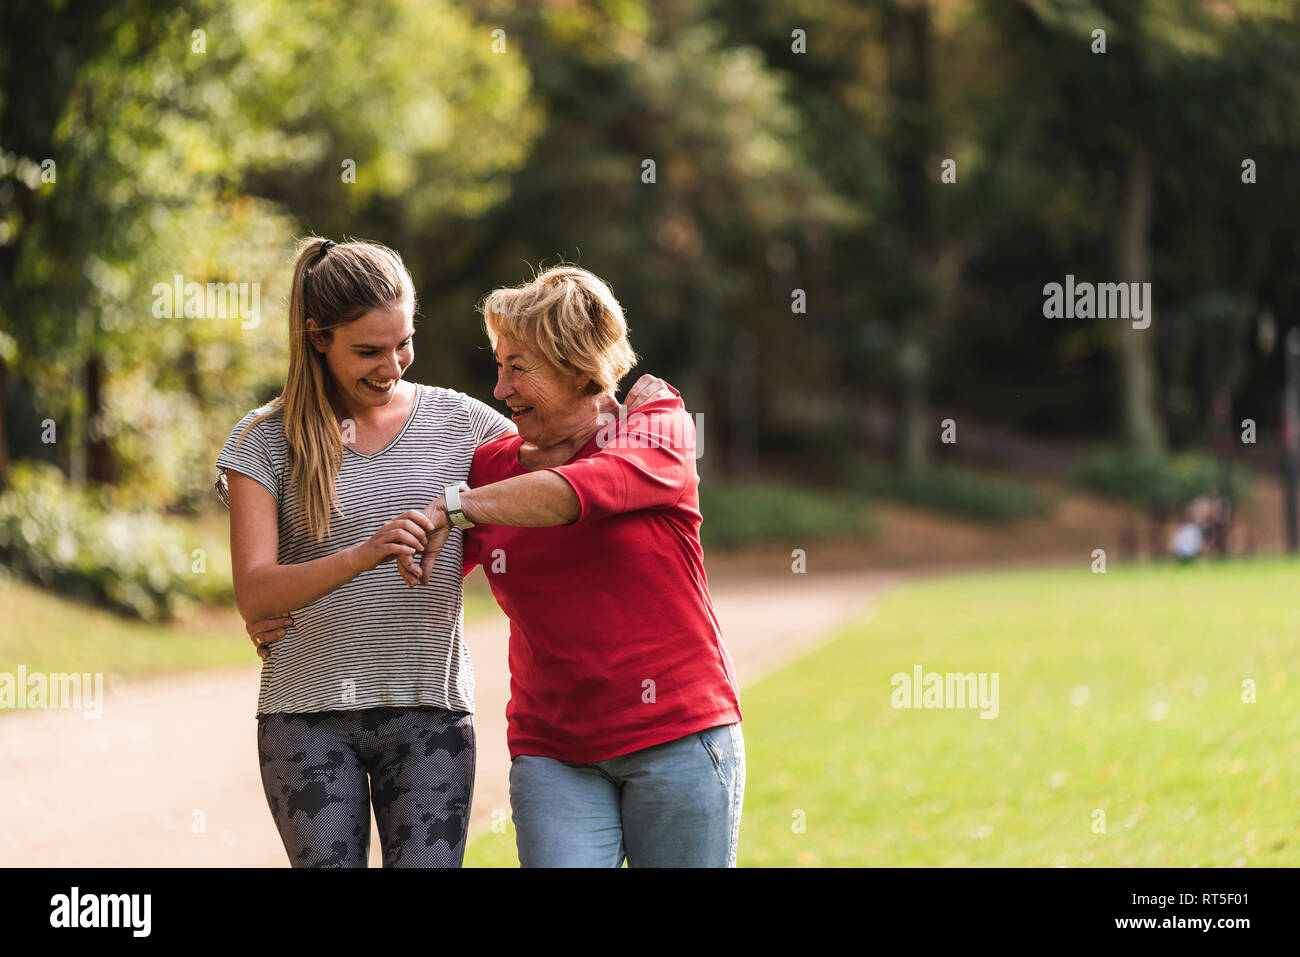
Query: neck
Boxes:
[
  {"xmin": 327, "ymin": 380, "xmax": 409, "ymax": 426},
  {"xmin": 524, "ymin": 394, "xmax": 618, "ymax": 463}
]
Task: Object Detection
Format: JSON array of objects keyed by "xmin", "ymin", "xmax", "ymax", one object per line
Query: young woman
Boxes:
[{"xmin": 215, "ymin": 237, "xmax": 519, "ymax": 867}]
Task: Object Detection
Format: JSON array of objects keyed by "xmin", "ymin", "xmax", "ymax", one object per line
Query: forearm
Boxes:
[
  {"xmin": 459, "ymin": 471, "xmax": 580, "ymax": 527},
  {"xmin": 233, "ymin": 546, "xmax": 363, "ymax": 622}
]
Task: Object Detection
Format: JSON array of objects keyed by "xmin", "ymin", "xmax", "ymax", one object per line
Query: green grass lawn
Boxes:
[
  {"xmin": 0, "ymin": 574, "xmax": 250, "ymax": 678},
  {"xmin": 465, "ymin": 556, "xmax": 1300, "ymax": 867},
  {"xmin": 0, "ymin": 567, "xmax": 501, "ymax": 682}
]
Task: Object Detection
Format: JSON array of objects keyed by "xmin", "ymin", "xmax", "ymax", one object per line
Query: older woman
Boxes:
[{"xmin": 400, "ymin": 265, "xmax": 744, "ymax": 868}]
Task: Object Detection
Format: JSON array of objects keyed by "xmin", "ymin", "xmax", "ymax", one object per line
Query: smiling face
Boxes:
[
  {"xmin": 309, "ymin": 301, "xmax": 415, "ymax": 411},
  {"xmin": 491, "ymin": 333, "xmax": 593, "ymax": 445}
]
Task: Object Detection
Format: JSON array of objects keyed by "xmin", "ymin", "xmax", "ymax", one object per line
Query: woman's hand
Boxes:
[
  {"xmin": 623, "ymin": 374, "xmax": 677, "ymax": 411},
  {"xmin": 247, "ymin": 614, "xmax": 292, "ymax": 660},
  {"xmin": 352, "ymin": 509, "xmax": 438, "ymax": 574},
  {"xmin": 398, "ymin": 498, "xmax": 452, "ymax": 587}
]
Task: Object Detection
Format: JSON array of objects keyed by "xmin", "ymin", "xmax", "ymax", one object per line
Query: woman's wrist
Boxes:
[
  {"xmin": 344, "ymin": 542, "xmax": 369, "ymax": 576},
  {"xmin": 423, "ymin": 495, "xmax": 448, "ymax": 524},
  {"xmin": 458, "ymin": 489, "xmax": 476, "ymax": 524}
]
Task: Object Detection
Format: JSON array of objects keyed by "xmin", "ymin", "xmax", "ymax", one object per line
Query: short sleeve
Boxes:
[
  {"xmin": 214, "ymin": 410, "xmax": 283, "ymax": 508},
  {"xmin": 464, "ymin": 393, "xmax": 515, "ymax": 447},
  {"xmin": 546, "ymin": 391, "xmax": 694, "ymax": 523}
]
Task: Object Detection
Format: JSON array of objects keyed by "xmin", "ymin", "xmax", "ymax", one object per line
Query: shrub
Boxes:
[
  {"xmin": 0, "ymin": 463, "xmax": 232, "ymax": 620},
  {"xmin": 847, "ymin": 463, "xmax": 1052, "ymax": 523},
  {"xmin": 697, "ymin": 480, "xmax": 879, "ymax": 549},
  {"xmin": 1070, "ymin": 449, "xmax": 1249, "ymax": 514}
]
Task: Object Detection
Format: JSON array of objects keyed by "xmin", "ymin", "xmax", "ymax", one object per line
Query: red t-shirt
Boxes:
[{"xmin": 463, "ymin": 390, "xmax": 742, "ymax": 763}]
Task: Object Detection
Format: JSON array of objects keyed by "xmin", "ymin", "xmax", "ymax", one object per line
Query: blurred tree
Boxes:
[
  {"xmin": 0, "ymin": 0, "xmax": 180, "ymax": 489},
  {"xmin": 1, "ymin": 0, "xmax": 538, "ymax": 506},
  {"xmin": 9, "ymin": 0, "xmax": 1300, "ymax": 509},
  {"xmin": 883, "ymin": 0, "xmax": 940, "ymax": 471},
  {"xmin": 978, "ymin": 0, "xmax": 1300, "ymax": 455},
  {"xmin": 713, "ymin": 0, "xmax": 980, "ymax": 471},
  {"xmin": 426, "ymin": 0, "xmax": 852, "ymax": 477},
  {"xmin": 719, "ymin": 0, "xmax": 1300, "ymax": 468}
]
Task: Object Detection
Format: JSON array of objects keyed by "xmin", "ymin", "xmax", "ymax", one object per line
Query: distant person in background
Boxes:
[
  {"xmin": 1185, "ymin": 493, "xmax": 1240, "ymax": 558},
  {"xmin": 1171, "ymin": 513, "xmax": 1204, "ymax": 562}
]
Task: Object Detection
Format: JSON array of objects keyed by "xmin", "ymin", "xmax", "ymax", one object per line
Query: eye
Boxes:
[{"xmin": 360, "ymin": 338, "xmax": 411, "ymax": 357}]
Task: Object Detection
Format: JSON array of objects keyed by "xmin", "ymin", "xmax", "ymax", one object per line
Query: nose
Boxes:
[
  {"xmin": 493, "ymin": 368, "xmax": 512, "ymax": 402},
  {"xmin": 383, "ymin": 353, "xmax": 403, "ymax": 379}
]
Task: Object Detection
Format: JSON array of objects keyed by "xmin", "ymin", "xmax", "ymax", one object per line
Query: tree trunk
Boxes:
[
  {"xmin": 1115, "ymin": 143, "xmax": 1167, "ymax": 455},
  {"xmin": 888, "ymin": 0, "xmax": 937, "ymax": 472},
  {"xmin": 729, "ymin": 333, "xmax": 760, "ymax": 482},
  {"xmin": 85, "ymin": 354, "xmax": 116, "ymax": 484},
  {"xmin": 898, "ymin": 328, "xmax": 930, "ymax": 471},
  {"xmin": 0, "ymin": 357, "xmax": 9, "ymax": 491}
]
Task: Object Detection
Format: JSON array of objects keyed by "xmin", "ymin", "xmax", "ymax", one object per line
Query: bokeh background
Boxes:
[{"xmin": 1, "ymin": 0, "xmax": 1298, "ymax": 867}]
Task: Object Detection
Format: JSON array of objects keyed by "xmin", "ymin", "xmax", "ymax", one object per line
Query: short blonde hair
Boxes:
[{"xmin": 479, "ymin": 265, "xmax": 637, "ymax": 395}]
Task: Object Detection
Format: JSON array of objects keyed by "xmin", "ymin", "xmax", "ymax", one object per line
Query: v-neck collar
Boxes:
[{"xmin": 344, "ymin": 383, "xmax": 422, "ymax": 460}]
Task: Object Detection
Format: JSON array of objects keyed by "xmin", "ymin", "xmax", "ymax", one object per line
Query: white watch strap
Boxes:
[{"xmin": 444, "ymin": 482, "xmax": 474, "ymax": 529}]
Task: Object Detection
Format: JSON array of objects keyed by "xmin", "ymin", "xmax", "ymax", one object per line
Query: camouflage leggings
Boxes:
[{"xmin": 256, "ymin": 707, "xmax": 475, "ymax": 868}]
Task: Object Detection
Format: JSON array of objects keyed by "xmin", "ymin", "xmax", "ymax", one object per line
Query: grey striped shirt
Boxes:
[{"xmin": 214, "ymin": 383, "xmax": 514, "ymax": 717}]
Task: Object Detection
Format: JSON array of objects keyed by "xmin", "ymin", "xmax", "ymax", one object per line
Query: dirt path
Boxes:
[{"xmin": 0, "ymin": 570, "xmax": 893, "ymax": 867}]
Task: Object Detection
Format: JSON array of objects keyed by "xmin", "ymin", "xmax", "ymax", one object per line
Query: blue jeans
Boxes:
[{"xmin": 509, "ymin": 723, "xmax": 745, "ymax": 867}]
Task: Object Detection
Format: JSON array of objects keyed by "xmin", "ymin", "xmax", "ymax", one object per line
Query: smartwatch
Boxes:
[{"xmin": 444, "ymin": 482, "xmax": 474, "ymax": 529}]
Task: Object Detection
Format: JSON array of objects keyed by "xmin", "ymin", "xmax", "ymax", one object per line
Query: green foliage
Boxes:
[
  {"xmin": 849, "ymin": 463, "xmax": 1052, "ymax": 524},
  {"xmin": 1, "ymin": 0, "xmax": 541, "ymax": 508},
  {"xmin": 4, "ymin": 0, "xmax": 1300, "ymax": 534},
  {"xmin": 1070, "ymin": 449, "xmax": 1249, "ymax": 514},
  {"xmin": 0, "ymin": 575, "xmax": 251, "ymax": 681},
  {"xmin": 414, "ymin": 0, "xmax": 854, "ymax": 414},
  {"xmin": 697, "ymin": 480, "xmax": 877, "ymax": 549},
  {"xmin": 0, "ymin": 463, "xmax": 232, "ymax": 621}
]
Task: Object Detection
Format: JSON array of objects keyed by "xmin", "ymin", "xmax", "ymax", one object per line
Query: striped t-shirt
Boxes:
[{"xmin": 214, "ymin": 382, "xmax": 514, "ymax": 717}]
